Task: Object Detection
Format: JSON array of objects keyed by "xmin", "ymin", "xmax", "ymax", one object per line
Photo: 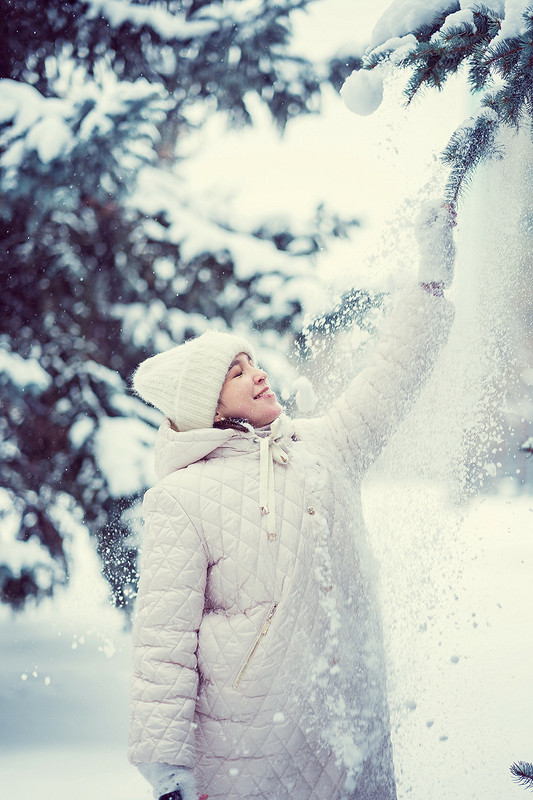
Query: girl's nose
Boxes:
[{"xmin": 253, "ymin": 368, "xmax": 267, "ymax": 382}]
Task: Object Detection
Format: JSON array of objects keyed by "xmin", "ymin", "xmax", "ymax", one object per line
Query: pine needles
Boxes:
[
  {"xmin": 442, "ymin": 111, "xmax": 503, "ymax": 204},
  {"xmin": 510, "ymin": 762, "xmax": 533, "ymax": 790},
  {"xmin": 362, "ymin": 1, "xmax": 533, "ymax": 202}
]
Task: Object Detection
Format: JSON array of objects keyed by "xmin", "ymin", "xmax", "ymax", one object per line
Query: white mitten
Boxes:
[{"xmin": 415, "ymin": 200, "xmax": 456, "ymax": 288}]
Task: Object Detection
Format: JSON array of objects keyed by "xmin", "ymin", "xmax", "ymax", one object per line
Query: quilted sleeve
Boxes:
[
  {"xmin": 323, "ymin": 284, "xmax": 454, "ymax": 473},
  {"xmin": 128, "ymin": 484, "xmax": 208, "ymax": 768}
]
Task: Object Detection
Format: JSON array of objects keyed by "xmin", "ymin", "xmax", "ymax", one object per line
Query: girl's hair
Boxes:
[{"xmin": 213, "ymin": 417, "xmax": 253, "ymax": 433}]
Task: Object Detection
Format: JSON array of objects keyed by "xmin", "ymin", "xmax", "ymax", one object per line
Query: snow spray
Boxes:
[{"xmin": 296, "ymin": 126, "xmax": 532, "ymax": 799}]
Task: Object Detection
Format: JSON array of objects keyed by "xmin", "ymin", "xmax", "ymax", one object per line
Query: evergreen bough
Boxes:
[
  {"xmin": 364, "ymin": 2, "xmax": 533, "ymax": 203},
  {"xmin": 511, "ymin": 761, "xmax": 533, "ymax": 790}
]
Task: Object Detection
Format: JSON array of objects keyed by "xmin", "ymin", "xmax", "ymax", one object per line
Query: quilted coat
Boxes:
[{"xmin": 129, "ymin": 285, "xmax": 454, "ymax": 800}]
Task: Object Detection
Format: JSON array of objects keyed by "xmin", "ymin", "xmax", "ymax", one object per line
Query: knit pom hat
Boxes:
[{"xmin": 132, "ymin": 330, "xmax": 255, "ymax": 432}]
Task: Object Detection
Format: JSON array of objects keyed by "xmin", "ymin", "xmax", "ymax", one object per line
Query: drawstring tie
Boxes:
[{"xmin": 255, "ymin": 417, "xmax": 289, "ymax": 541}]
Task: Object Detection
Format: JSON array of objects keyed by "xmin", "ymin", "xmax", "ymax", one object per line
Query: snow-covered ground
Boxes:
[
  {"xmin": 0, "ymin": 524, "xmax": 150, "ymax": 799},
  {"xmin": 365, "ymin": 485, "xmax": 533, "ymax": 800},
  {"xmin": 1, "ymin": 489, "xmax": 531, "ymax": 800}
]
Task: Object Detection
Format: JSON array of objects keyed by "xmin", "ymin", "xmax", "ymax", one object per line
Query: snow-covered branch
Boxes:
[{"xmin": 341, "ymin": 0, "xmax": 533, "ymax": 201}]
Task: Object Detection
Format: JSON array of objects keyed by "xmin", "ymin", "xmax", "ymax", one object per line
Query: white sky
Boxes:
[{"xmin": 291, "ymin": 0, "xmax": 385, "ymax": 58}]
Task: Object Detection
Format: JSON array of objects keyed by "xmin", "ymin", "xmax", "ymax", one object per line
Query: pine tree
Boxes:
[
  {"xmin": 0, "ymin": 0, "xmax": 359, "ymax": 611},
  {"xmin": 363, "ymin": 1, "xmax": 533, "ymax": 203}
]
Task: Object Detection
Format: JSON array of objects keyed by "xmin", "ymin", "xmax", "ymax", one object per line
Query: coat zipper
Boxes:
[{"xmin": 232, "ymin": 603, "xmax": 278, "ymax": 689}]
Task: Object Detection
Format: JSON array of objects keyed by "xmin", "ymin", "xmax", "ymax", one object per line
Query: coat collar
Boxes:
[{"xmin": 154, "ymin": 415, "xmax": 295, "ymax": 480}]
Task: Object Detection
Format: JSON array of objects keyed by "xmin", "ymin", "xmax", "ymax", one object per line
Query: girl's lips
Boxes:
[{"xmin": 255, "ymin": 388, "xmax": 274, "ymax": 400}]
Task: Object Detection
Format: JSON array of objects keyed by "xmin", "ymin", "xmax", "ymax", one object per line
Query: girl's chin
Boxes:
[
  {"xmin": 251, "ymin": 405, "xmax": 281, "ymax": 426},
  {"xmin": 265, "ymin": 406, "xmax": 282, "ymax": 423}
]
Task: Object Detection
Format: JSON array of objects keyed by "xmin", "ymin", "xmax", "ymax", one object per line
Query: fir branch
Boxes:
[
  {"xmin": 364, "ymin": 4, "xmax": 460, "ymax": 68},
  {"xmin": 404, "ymin": 58, "xmax": 444, "ymax": 104},
  {"xmin": 483, "ymin": 37, "xmax": 524, "ymax": 76},
  {"xmin": 441, "ymin": 111, "xmax": 502, "ymax": 204},
  {"xmin": 468, "ymin": 47, "xmax": 493, "ymax": 90},
  {"xmin": 493, "ymin": 83, "xmax": 529, "ymax": 128},
  {"xmin": 401, "ymin": 36, "xmax": 472, "ymax": 70},
  {"xmin": 510, "ymin": 761, "xmax": 533, "ymax": 790},
  {"xmin": 410, "ymin": 2, "xmax": 460, "ymax": 43},
  {"xmin": 400, "ymin": 14, "xmax": 501, "ymax": 103},
  {"xmin": 472, "ymin": 2, "xmax": 504, "ymax": 24},
  {"xmin": 362, "ymin": 0, "xmax": 532, "ymax": 203},
  {"xmin": 467, "ymin": 7, "xmax": 503, "ymax": 88}
]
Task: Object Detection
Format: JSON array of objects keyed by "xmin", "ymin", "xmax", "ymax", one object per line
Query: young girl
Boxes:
[{"xmin": 128, "ymin": 203, "xmax": 456, "ymax": 800}]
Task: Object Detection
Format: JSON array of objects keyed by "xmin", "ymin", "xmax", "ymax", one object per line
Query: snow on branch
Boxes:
[
  {"xmin": 341, "ymin": 0, "xmax": 533, "ymax": 202},
  {"xmin": 82, "ymin": 0, "xmax": 308, "ymax": 41},
  {"xmin": 0, "ymin": 347, "xmax": 52, "ymax": 394},
  {"xmin": 83, "ymin": 0, "xmax": 219, "ymax": 39},
  {"xmin": 0, "ymin": 74, "xmax": 170, "ymax": 207},
  {"xmin": 368, "ymin": 0, "xmax": 461, "ymax": 50},
  {"xmin": 131, "ymin": 165, "xmax": 314, "ymax": 282},
  {"xmin": 0, "ymin": 488, "xmax": 64, "ymax": 594}
]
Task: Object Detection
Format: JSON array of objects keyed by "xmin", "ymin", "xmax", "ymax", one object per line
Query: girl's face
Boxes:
[{"xmin": 215, "ymin": 352, "xmax": 282, "ymax": 428}]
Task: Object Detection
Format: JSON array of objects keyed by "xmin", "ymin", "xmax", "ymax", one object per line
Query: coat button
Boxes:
[{"xmin": 306, "ymin": 507, "xmax": 315, "ymax": 515}]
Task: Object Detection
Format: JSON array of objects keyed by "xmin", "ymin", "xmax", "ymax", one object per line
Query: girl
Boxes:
[{"xmin": 128, "ymin": 203, "xmax": 456, "ymax": 800}]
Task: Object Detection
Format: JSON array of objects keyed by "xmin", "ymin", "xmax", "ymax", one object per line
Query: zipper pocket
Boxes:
[{"xmin": 232, "ymin": 603, "xmax": 278, "ymax": 689}]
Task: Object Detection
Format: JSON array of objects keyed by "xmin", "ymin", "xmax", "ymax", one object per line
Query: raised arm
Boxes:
[
  {"xmin": 322, "ymin": 201, "xmax": 456, "ymax": 473},
  {"xmin": 324, "ymin": 284, "xmax": 454, "ymax": 473},
  {"xmin": 129, "ymin": 483, "xmax": 208, "ymax": 799}
]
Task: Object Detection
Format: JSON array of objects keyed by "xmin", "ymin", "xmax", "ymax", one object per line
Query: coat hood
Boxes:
[
  {"xmin": 153, "ymin": 415, "xmax": 296, "ymax": 481},
  {"xmin": 154, "ymin": 419, "xmax": 237, "ymax": 479}
]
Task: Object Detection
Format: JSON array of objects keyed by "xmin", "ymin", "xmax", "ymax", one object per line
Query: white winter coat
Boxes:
[{"xmin": 129, "ymin": 286, "xmax": 454, "ymax": 800}]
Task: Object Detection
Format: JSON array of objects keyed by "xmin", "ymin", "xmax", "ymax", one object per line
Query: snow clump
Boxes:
[
  {"xmin": 368, "ymin": 0, "xmax": 507, "ymax": 55},
  {"xmin": 340, "ymin": 69, "xmax": 384, "ymax": 116},
  {"xmin": 370, "ymin": 33, "xmax": 418, "ymax": 64},
  {"xmin": 369, "ymin": 0, "xmax": 461, "ymax": 49},
  {"xmin": 0, "ymin": 347, "xmax": 52, "ymax": 392}
]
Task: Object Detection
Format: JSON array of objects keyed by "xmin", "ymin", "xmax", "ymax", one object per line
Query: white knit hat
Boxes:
[{"xmin": 132, "ymin": 330, "xmax": 255, "ymax": 431}]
